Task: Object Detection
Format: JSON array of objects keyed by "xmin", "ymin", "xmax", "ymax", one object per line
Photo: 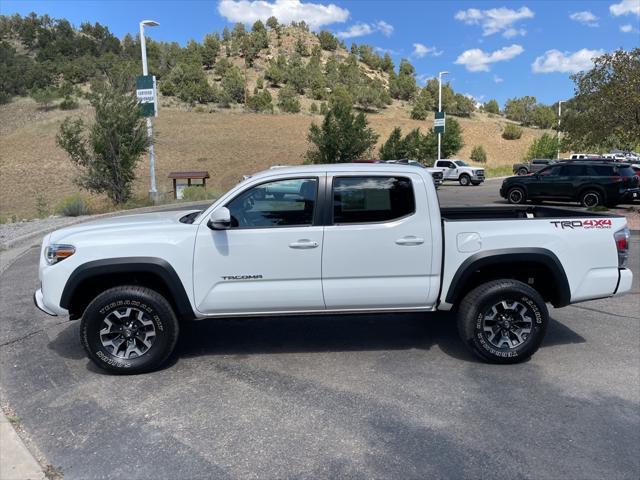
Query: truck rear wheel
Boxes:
[
  {"xmin": 457, "ymin": 280, "xmax": 548, "ymax": 364},
  {"xmin": 80, "ymin": 286, "xmax": 179, "ymax": 374}
]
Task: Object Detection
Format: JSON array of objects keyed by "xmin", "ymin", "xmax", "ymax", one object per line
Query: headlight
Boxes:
[{"xmin": 45, "ymin": 244, "xmax": 75, "ymax": 265}]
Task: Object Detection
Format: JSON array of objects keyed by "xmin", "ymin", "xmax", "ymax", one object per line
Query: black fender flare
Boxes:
[
  {"xmin": 445, "ymin": 248, "xmax": 571, "ymax": 308},
  {"xmin": 60, "ymin": 257, "xmax": 194, "ymax": 319}
]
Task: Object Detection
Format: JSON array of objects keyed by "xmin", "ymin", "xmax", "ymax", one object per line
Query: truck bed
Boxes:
[{"xmin": 440, "ymin": 206, "xmax": 623, "ymax": 221}]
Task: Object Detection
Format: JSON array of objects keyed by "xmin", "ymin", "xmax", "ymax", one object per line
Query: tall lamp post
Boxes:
[
  {"xmin": 557, "ymin": 100, "xmax": 564, "ymax": 160},
  {"xmin": 437, "ymin": 71, "xmax": 449, "ymax": 161},
  {"xmin": 139, "ymin": 20, "xmax": 159, "ymax": 201}
]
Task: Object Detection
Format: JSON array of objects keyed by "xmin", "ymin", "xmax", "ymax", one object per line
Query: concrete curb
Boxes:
[
  {"xmin": 0, "ymin": 410, "xmax": 45, "ymax": 480},
  {"xmin": 0, "ymin": 200, "xmax": 207, "ymax": 251}
]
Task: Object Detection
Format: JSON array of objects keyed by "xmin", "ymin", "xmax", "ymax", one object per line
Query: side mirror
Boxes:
[
  {"xmin": 207, "ymin": 207, "xmax": 231, "ymax": 230},
  {"xmin": 449, "ymin": 165, "xmax": 456, "ymax": 169}
]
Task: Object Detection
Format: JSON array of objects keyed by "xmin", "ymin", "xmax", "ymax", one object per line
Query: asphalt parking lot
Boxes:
[{"xmin": 1, "ymin": 179, "xmax": 638, "ymax": 479}]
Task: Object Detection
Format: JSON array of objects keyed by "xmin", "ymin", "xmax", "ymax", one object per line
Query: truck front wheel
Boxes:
[
  {"xmin": 80, "ymin": 286, "xmax": 180, "ymax": 374},
  {"xmin": 459, "ymin": 174, "xmax": 471, "ymax": 186},
  {"xmin": 457, "ymin": 280, "xmax": 548, "ymax": 364}
]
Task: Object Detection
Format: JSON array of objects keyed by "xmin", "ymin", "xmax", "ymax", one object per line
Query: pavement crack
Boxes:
[
  {"xmin": 568, "ymin": 304, "xmax": 640, "ymax": 320},
  {"xmin": 0, "ymin": 329, "xmax": 43, "ymax": 348},
  {"xmin": 0, "ymin": 320, "xmax": 69, "ymax": 348}
]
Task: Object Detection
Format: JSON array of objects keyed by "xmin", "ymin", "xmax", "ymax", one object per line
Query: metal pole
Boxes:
[
  {"xmin": 557, "ymin": 100, "xmax": 563, "ymax": 160},
  {"xmin": 438, "ymin": 73, "xmax": 442, "ymax": 161},
  {"xmin": 140, "ymin": 22, "xmax": 158, "ymax": 202}
]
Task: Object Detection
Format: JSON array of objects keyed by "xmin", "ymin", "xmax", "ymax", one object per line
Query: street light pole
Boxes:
[
  {"xmin": 437, "ymin": 71, "xmax": 449, "ymax": 161},
  {"xmin": 557, "ymin": 100, "xmax": 564, "ymax": 160},
  {"xmin": 140, "ymin": 20, "xmax": 159, "ymax": 202}
]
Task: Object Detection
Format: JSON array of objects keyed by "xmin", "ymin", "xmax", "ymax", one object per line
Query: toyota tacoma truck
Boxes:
[{"xmin": 35, "ymin": 164, "xmax": 633, "ymax": 373}]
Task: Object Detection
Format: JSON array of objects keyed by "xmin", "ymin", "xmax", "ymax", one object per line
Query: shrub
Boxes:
[
  {"xmin": 306, "ymin": 101, "xmax": 379, "ymax": 163},
  {"xmin": 59, "ymin": 95, "xmax": 79, "ymax": 110},
  {"xmin": 0, "ymin": 91, "xmax": 12, "ymax": 104},
  {"xmin": 246, "ymin": 90, "xmax": 273, "ymax": 113},
  {"xmin": 470, "ymin": 145, "xmax": 487, "ymax": 163},
  {"xmin": 319, "ymin": 102, "xmax": 328, "ymax": 114},
  {"xmin": 35, "ymin": 194, "xmax": 49, "ymax": 218},
  {"xmin": 525, "ymin": 133, "xmax": 559, "ymax": 161},
  {"xmin": 483, "ymin": 99, "xmax": 500, "ymax": 115},
  {"xmin": 221, "ymin": 66, "xmax": 246, "ymax": 103},
  {"xmin": 502, "ymin": 123, "xmax": 523, "ymax": 140},
  {"xmin": 56, "ymin": 80, "xmax": 150, "ymax": 204},
  {"xmin": 278, "ymin": 85, "xmax": 300, "ymax": 113},
  {"xmin": 317, "ymin": 30, "xmax": 338, "ymax": 51},
  {"xmin": 181, "ymin": 186, "xmax": 218, "ymax": 201},
  {"xmin": 31, "ymin": 87, "xmax": 58, "ymax": 110},
  {"xmin": 56, "ymin": 194, "xmax": 92, "ymax": 217},
  {"xmin": 310, "ymin": 102, "xmax": 318, "ymax": 114}
]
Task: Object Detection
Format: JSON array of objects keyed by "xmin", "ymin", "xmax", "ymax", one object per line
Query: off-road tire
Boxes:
[
  {"xmin": 457, "ymin": 279, "xmax": 548, "ymax": 364},
  {"xmin": 80, "ymin": 286, "xmax": 179, "ymax": 374},
  {"xmin": 517, "ymin": 168, "xmax": 528, "ymax": 176},
  {"xmin": 507, "ymin": 186, "xmax": 526, "ymax": 204},
  {"xmin": 459, "ymin": 174, "xmax": 471, "ymax": 186}
]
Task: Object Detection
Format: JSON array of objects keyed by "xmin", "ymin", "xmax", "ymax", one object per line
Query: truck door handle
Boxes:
[
  {"xmin": 395, "ymin": 236, "xmax": 424, "ymax": 246},
  {"xmin": 289, "ymin": 239, "xmax": 319, "ymax": 249}
]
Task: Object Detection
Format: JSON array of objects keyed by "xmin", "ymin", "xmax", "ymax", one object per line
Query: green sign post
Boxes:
[
  {"xmin": 434, "ymin": 111, "xmax": 446, "ymax": 134},
  {"xmin": 136, "ymin": 75, "xmax": 157, "ymax": 117}
]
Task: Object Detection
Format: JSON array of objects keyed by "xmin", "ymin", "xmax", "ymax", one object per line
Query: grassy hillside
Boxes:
[{"xmin": 0, "ymin": 96, "xmax": 548, "ymax": 218}]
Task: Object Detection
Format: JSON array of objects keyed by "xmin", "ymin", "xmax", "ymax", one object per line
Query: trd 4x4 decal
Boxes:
[{"xmin": 550, "ymin": 219, "xmax": 613, "ymax": 230}]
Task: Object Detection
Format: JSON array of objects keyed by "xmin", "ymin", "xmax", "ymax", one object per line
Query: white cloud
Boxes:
[
  {"xmin": 217, "ymin": 0, "xmax": 349, "ymax": 30},
  {"xmin": 376, "ymin": 20, "xmax": 394, "ymax": 36},
  {"xmin": 493, "ymin": 74, "xmax": 504, "ymax": 83},
  {"xmin": 569, "ymin": 11, "xmax": 599, "ymax": 27},
  {"xmin": 454, "ymin": 44, "xmax": 524, "ymax": 72},
  {"xmin": 412, "ymin": 43, "xmax": 443, "ymax": 58},
  {"xmin": 337, "ymin": 20, "xmax": 394, "ymax": 38},
  {"xmin": 532, "ymin": 48, "xmax": 605, "ymax": 74},
  {"xmin": 416, "ymin": 74, "xmax": 434, "ymax": 86},
  {"xmin": 610, "ymin": 0, "xmax": 640, "ymax": 16},
  {"xmin": 620, "ymin": 23, "xmax": 637, "ymax": 32},
  {"xmin": 454, "ymin": 6, "xmax": 534, "ymax": 37},
  {"xmin": 375, "ymin": 46, "xmax": 400, "ymax": 55}
]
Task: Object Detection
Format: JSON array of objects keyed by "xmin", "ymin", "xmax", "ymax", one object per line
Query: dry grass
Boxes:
[{"xmin": 0, "ymin": 97, "xmax": 548, "ymax": 217}]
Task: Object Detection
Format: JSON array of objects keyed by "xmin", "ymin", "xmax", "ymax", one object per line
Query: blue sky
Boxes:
[{"xmin": 2, "ymin": 0, "xmax": 639, "ymax": 106}]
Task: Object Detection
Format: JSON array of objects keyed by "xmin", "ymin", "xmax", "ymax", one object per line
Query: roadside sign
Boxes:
[
  {"xmin": 434, "ymin": 111, "xmax": 445, "ymax": 133},
  {"xmin": 136, "ymin": 75, "xmax": 157, "ymax": 117}
]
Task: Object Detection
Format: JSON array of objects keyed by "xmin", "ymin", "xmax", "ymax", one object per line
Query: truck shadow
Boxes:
[
  {"xmin": 45, "ymin": 313, "xmax": 586, "ymax": 368},
  {"xmin": 171, "ymin": 312, "xmax": 585, "ymax": 364}
]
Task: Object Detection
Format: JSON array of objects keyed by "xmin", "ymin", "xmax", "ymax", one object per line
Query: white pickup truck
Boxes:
[{"xmin": 35, "ymin": 164, "xmax": 633, "ymax": 373}]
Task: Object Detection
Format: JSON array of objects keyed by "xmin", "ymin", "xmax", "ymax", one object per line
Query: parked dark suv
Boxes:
[{"xmin": 500, "ymin": 161, "xmax": 640, "ymax": 207}]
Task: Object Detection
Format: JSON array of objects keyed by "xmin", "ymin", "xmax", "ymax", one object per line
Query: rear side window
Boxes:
[
  {"xmin": 587, "ymin": 165, "xmax": 613, "ymax": 176},
  {"xmin": 332, "ymin": 176, "xmax": 415, "ymax": 224},
  {"xmin": 560, "ymin": 165, "xmax": 587, "ymax": 176}
]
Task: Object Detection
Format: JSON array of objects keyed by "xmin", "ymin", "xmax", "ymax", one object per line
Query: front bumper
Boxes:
[
  {"xmin": 471, "ymin": 173, "xmax": 485, "ymax": 183},
  {"xmin": 34, "ymin": 288, "xmax": 57, "ymax": 316}
]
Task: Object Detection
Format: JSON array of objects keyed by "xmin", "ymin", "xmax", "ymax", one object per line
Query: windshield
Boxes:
[{"xmin": 454, "ymin": 160, "xmax": 469, "ymax": 167}]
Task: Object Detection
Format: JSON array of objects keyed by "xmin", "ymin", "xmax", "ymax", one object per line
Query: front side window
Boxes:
[
  {"xmin": 454, "ymin": 160, "xmax": 469, "ymax": 167},
  {"xmin": 226, "ymin": 178, "xmax": 317, "ymax": 228},
  {"xmin": 332, "ymin": 176, "xmax": 415, "ymax": 224},
  {"xmin": 539, "ymin": 165, "xmax": 562, "ymax": 177}
]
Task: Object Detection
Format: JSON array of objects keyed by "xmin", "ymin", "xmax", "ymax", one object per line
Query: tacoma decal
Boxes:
[
  {"xmin": 550, "ymin": 219, "xmax": 612, "ymax": 230},
  {"xmin": 222, "ymin": 274, "xmax": 264, "ymax": 280}
]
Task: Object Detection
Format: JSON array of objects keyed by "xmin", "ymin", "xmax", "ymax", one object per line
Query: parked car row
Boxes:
[{"xmin": 501, "ymin": 161, "xmax": 640, "ymax": 207}]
